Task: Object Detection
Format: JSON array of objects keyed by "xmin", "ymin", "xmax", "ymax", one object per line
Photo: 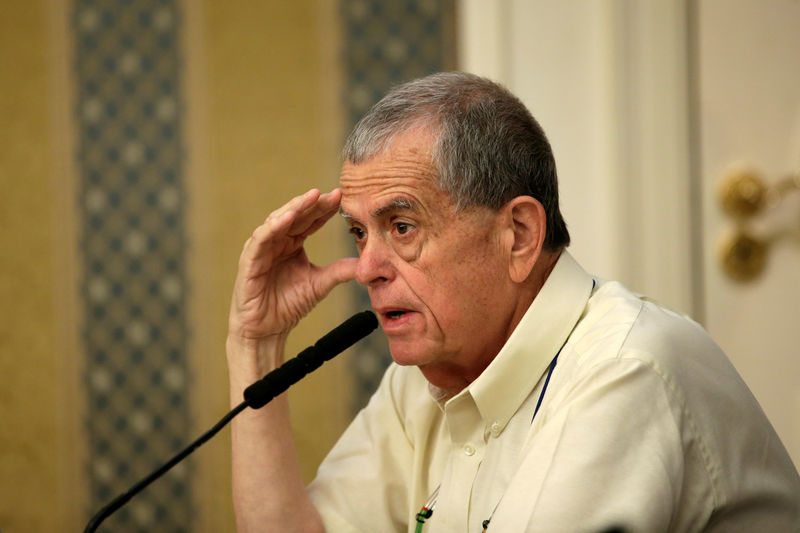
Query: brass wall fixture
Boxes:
[{"xmin": 717, "ymin": 165, "xmax": 800, "ymax": 282}]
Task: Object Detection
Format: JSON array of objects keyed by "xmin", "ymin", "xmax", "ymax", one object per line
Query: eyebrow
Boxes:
[{"xmin": 339, "ymin": 197, "xmax": 418, "ymax": 221}]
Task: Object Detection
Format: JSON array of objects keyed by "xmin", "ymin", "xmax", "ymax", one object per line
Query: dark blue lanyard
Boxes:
[
  {"xmin": 532, "ymin": 351, "xmax": 559, "ymax": 423},
  {"xmin": 532, "ymin": 278, "xmax": 595, "ymax": 424},
  {"xmin": 485, "ymin": 278, "xmax": 596, "ymax": 531}
]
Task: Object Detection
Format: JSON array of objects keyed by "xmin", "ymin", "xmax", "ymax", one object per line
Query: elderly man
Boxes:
[{"xmin": 226, "ymin": 72, "xmax": 799, "ymax": 532}]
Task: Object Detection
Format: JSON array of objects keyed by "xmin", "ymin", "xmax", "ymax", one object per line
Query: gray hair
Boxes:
[{"xmin": 342, "ymin": 71, "xmax": 570, "ymax": 250}]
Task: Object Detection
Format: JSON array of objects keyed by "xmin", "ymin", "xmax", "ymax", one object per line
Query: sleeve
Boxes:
[
  {"xmin": 489, "ymin": 356, "xmax": 713, "ymax": 533},
  {"xmin": 307, "ymin": 363, "xmax": 416, "ymax": 533}
]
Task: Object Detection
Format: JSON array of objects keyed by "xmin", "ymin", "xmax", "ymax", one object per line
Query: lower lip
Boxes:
[{"xmin": 380, "ymin": 312, "xmax": 416, "ymax": 333}]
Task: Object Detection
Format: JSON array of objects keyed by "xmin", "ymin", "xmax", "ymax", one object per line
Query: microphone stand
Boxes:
[
  {"xmin": 84, "ymin": 310, "xmax": 378, "ymax": 532},
  {"xmin": 84, "ymin": 401, "xmax": 248, "ymax": 532}
]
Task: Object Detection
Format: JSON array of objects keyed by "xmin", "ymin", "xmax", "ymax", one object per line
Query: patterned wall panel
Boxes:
[
  {"xmin": 73, "ymin": 1, "xmax": 191, "ymax": 530},
  {"xmin": 340, "ymin": 0, "xmax": 456, "ymax": 411}
]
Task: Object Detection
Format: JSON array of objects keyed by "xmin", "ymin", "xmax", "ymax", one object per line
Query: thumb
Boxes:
[{"xmin": 312, "ymin": 257, "xmax": 358, "ymax": 300}]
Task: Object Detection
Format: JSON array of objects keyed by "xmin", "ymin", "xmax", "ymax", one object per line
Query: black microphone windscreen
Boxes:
[
  {"xmin": 243, "ymin": 311, "xmax": 378, "ymax": 408},
  {"xmin": 314, "ymin": 310, "xmax": 379, "ymax": 360}
]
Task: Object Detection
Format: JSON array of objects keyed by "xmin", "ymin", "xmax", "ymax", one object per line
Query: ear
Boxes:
[{"xmin": 502, "ymin": 196, "xmax": 547, "ymax": 283}]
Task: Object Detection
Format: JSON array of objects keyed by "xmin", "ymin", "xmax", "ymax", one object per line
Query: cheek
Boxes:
[
  {"xmin": 402, "ymin": 220, "xmax": 507, "ymax": 325},
  {"xmin": 392, "ymin": 238, "xmax": 422, "ymax": 263},
  {"xmin": 454, "ymin": 240, "xmax": 509, "ymax": 307},
  {"xmin": 417, "ymin": 244, "xmax": 505, "ymax": 320}
]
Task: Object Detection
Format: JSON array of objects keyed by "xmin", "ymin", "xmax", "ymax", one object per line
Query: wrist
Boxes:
[{"xmin": 226, "ymin": 333, "xmax": 288, "ymax": 391}]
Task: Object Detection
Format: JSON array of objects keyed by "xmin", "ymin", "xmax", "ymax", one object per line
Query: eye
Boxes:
[
  {"xmin": 349, "ymin": 226, "xmax": 366, "ymax": 241},
  {"xmin": 394, "ymin": 222, "xmax": 414, "ymax": 236}
]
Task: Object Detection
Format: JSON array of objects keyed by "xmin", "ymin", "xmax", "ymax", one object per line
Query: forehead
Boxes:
[{"xmin": 339, "ymin": 126, "xmax": 449, "ymax": 215}]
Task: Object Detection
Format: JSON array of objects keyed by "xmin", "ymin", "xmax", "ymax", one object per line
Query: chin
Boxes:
[
  {"xmin": 387, "ymin": 339, "xmax": 435, "ymax": 368},
  {"xmin": 388, "ymin": 349, "xmax": 426, "ymax": 368},
  {"xmin": 388, "ymin": 341, "xmax": 467, "ymax": 392}
]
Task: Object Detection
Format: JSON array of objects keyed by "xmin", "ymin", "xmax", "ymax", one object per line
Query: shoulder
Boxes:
[
  {"xmin": 564, "ymin": 279, "xmax": 724, "ymax": 378},
  {"xmin": 558, "ymin": 279, "xmax": 745, "ymax": 437},
  {"xmin": 550, "ymin": 279, "xmax": 799, "ymax": 512}
]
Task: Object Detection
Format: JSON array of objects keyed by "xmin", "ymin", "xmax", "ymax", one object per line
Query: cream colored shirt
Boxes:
[{"xmin": 308, "ymin": 252, "xmax": 800, "ymax": 532}]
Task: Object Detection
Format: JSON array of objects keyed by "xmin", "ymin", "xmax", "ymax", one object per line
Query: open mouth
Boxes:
[{"xmin": 386, "ymin": 310, "xmax": 408, "ymax": 319}]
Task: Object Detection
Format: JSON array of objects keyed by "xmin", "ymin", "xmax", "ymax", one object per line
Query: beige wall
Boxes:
[
  {"xmin": 189, "ymin": 0, "xmax": 350, "ymax": 529},
  {"xmin": 0, "ymin": 1, "xmax": 350, "ymax": 530},
  {"xmin": 0, "ymin": 1, "xmax": 80, "ymax": 530}
]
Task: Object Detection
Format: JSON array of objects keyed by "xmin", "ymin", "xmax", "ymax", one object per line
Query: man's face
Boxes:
[{"xmin": 339, "ymin": 126, "xmax": 518, "ymax": 391}]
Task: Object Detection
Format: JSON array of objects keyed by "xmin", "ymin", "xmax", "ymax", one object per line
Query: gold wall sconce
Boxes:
[{"xmin": 717, "ymin": 165, "xmax": 800, "ymax": 282}]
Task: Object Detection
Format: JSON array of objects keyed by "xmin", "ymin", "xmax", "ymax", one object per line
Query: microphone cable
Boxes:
[
  {"xmin": 84, "ymin": 400, "xmax": 248, "ymax": 532},
  {"xmin": 84, "ymin": 310, "xmax": 378, "ymax": 532}
]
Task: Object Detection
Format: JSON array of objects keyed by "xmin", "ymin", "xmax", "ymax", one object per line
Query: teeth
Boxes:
[{"xmin": 387, "ymin": 311, "xmax": 405, "ymax": 318}]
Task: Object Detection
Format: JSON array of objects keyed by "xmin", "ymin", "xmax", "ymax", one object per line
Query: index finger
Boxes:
[
  {"xmin": 239, "ymin": 188, "xmax": 342, "ymax": 269},
  {"xmin": 292, "ymin": 203, "xmax": 342, "ymax": 242},
  {"xmin": 263, "ymin": 188, "xmax": 322, "ymax": 226},
  {"xmin": 286, "ymin": 189, "xmax": 343, "ymax": 238}
]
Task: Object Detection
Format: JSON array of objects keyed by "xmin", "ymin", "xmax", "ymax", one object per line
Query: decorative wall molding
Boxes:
[{"xmin": 72, "ymin": 1, "xmax": 192, "ymax": 529}]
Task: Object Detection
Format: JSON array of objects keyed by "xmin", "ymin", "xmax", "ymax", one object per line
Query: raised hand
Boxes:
[
  {"xmin": 226, "ymin": 189, "xmax": 353, "ymax": 533},
  {"xmin": 228, "ymin": 189, "xmax": 357, "ymax": 353}
]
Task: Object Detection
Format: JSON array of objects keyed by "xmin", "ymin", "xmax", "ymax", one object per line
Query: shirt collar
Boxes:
[{"xmin": 452, "ymin": 251, "xmax": 594, "ymax": 434}]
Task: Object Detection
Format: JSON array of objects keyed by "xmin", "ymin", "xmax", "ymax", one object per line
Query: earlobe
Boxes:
[{"xmin": 506, "ymin": 197, "xmax": 546, "ymax": 283}]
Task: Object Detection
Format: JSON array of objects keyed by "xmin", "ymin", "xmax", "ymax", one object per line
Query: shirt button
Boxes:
[
  {"xmin": 490, "ymin": 421, "xmax": 501, "ymax": 433},
  {"xmin": 463, "ymin": 444, "xmax": 476, "ymax": 456}
]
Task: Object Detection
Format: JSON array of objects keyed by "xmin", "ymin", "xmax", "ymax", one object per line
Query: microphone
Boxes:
[
  {"xmin": 244, "ymin": 310, "xmax": 379, "ymax": 408},
  {"xmin": 84, "ymin": 311, "xmax": 378, "ymax": 533}
]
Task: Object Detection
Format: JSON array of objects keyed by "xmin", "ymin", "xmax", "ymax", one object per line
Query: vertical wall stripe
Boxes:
[
  {"xmin": 72, "ymin": 1, "xmax": 192, "ymax": 530},
  {"xmin": 49, "ymin": 0, "xmax": 86, "ymax": 526},
  {"xmin": 340, "ymin": 0, "xmax": 456, "ymax": 411},
  {"xmin": 0, "ymin": 2, "xmax": 79, "ymax": 530}
]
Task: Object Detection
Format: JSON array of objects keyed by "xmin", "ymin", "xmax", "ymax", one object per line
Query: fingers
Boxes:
[
  {"xmin": 247, "ymin": 189, "xmax": 321, "ymax": 246},
  {"xmin": 311, "ymin": 257, "xmax": 359, "ymax": 301},
  {"xmin": 238, "ymin": 208, "xmax": 296, "ymax": 274},
  {"xmin": 238, "ymin": 188, "xmax": 344, "ymax": 278},
  {"xmin": 250, "ymin": 189, "xmax": 341, "ymax": 244},
  {"xmin": 267, "ymin": 188, "xmax": 323, "ymax": 224},
  {"xmin": 293, "ymin": 203, "xmax": 340, "ymax": 241},
  {"xmin": 285, "ymin": 189, "xmax": 342, "ymax": 237}
]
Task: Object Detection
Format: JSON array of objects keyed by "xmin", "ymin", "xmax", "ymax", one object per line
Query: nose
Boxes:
[{"xmin": 355, "ymin": 236, "xmax": 395, "ymax": 287}]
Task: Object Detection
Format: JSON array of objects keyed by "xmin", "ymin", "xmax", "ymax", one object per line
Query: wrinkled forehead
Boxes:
[
  {"xmin": 339, "ymin": 126, "xmax": 444, "ymax": 199},
  {"xmin": 339, "ymin": 162, "xmax": 445, "ymax": 217}
]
